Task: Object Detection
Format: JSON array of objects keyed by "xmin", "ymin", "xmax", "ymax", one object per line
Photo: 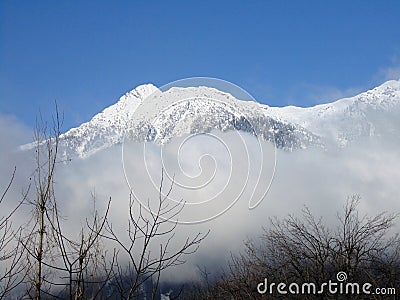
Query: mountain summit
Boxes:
[
  {"xmin": 22, "ymin": 79, "xmax": 400, "ymax": 158},
  {"xmin": 267, "ymin": 79, "xmax": 400, "ymax": 147}
]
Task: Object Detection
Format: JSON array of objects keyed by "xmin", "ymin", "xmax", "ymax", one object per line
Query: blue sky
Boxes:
[{"xmin": 1, "ymin": 0, "xmax": 400, "ymax": 132}]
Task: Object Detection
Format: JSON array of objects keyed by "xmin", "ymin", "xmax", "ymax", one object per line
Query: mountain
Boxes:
[
  {"xmin": 21, "ymin": 79, "xmax": 400, "ymax": 158},
  {"xmin": 266, "ymin": 79, "xmax": 400, "ymax": 147},
  {"xmin": 53, "ymin": 84, "xmax": 322, "ymax": 158}
]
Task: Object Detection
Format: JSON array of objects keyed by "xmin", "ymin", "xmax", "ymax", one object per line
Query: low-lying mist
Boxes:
[{"xmin": 1, "ymin": 114, "xmax": 400, "ymax": 284}]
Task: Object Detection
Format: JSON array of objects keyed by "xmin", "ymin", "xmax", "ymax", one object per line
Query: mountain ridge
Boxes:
[
  {"xmin": 265, "ymin": 79, "xmax": 400, "ymax": 146},
  {"xmin": 21, "ymin": 79, "xmax": 400, "ymax": 158}
]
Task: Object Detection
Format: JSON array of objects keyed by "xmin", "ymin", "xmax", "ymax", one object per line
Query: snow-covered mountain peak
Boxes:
[
  {"xmin": 121, "ymin": 83, "xmax": 160, "ymax": 102},
  {"xmin": 53, "ymin": 82, "xmax": 323, "ymax": 157},
  {"xmin": 266, "ymin": 79, "xmax": 400, "ymax": 146},
  {"xmin": 165, "ymin": 85, "xmax": 236, "ymax": 100},
  {"xmin": 380, "ymin": 78, "xmax": 400, "ymax": 89},
  {"xmin": 267, "ymin": 79, "xmax": 400, "ymax": 119},
  {"xmin": 21, "ymin": 79, "xmax": 400, "ymax": 158}
]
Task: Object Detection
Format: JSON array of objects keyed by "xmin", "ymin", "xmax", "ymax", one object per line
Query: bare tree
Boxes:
[
  {"xmin": 16, "ymin": 107, "xmax": 207, "ymax": 299},
  {"xmin": 45, "ymin": 194, "xmax": 114, "ymax": 300},
  {"xmin": 103, "ymin": 171, "xmax": 208, "ymax": 299},
  {"xmin": 19, "ymin": 108, "xmax": 63, "ymax": 299},
  {"xmin": 0, "ymin": 167, "xmax": 28, "ymax": 299},
  {"xmin": 20, "ymin": 108, "xmax": 114, "ymax": 299},
  {"xmin": 196, "ymin": 195, "xmax": 400, "ymax": 299}
]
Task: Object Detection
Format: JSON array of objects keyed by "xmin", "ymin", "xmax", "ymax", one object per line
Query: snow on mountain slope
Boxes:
[
  {"xmin": 21, "ymin": 79, "xmax": 400, "ymax": 158},
  {"xmin": 51, "ymin": 84, "xmax": 321, "ymax": 158},
  {"xmin": 265, "ymin": 79, "xmax": 400, "ymax": 146},
  {"xmin": 125, "ymin": 85, "xmax": 320, "ymax": 149},
  {"xmin": 58, "ymin": 84, "xmax": 159, "ymax": 157}
]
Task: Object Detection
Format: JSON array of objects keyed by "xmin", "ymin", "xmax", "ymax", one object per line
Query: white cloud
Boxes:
[
  {"xmin": 294, "ymin": 83, "xmax": 365, "ymax": 106},
  {"xmin": 1, "ymin": 114, "xmax": 400, "ymax": 284},
  {"xmin": 374, "ymin": 51, "xmax": 400, "ymax": 82},
  {"xmin": 378, "ymin": 65, "xmax": 400, "ymax": 81}
]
